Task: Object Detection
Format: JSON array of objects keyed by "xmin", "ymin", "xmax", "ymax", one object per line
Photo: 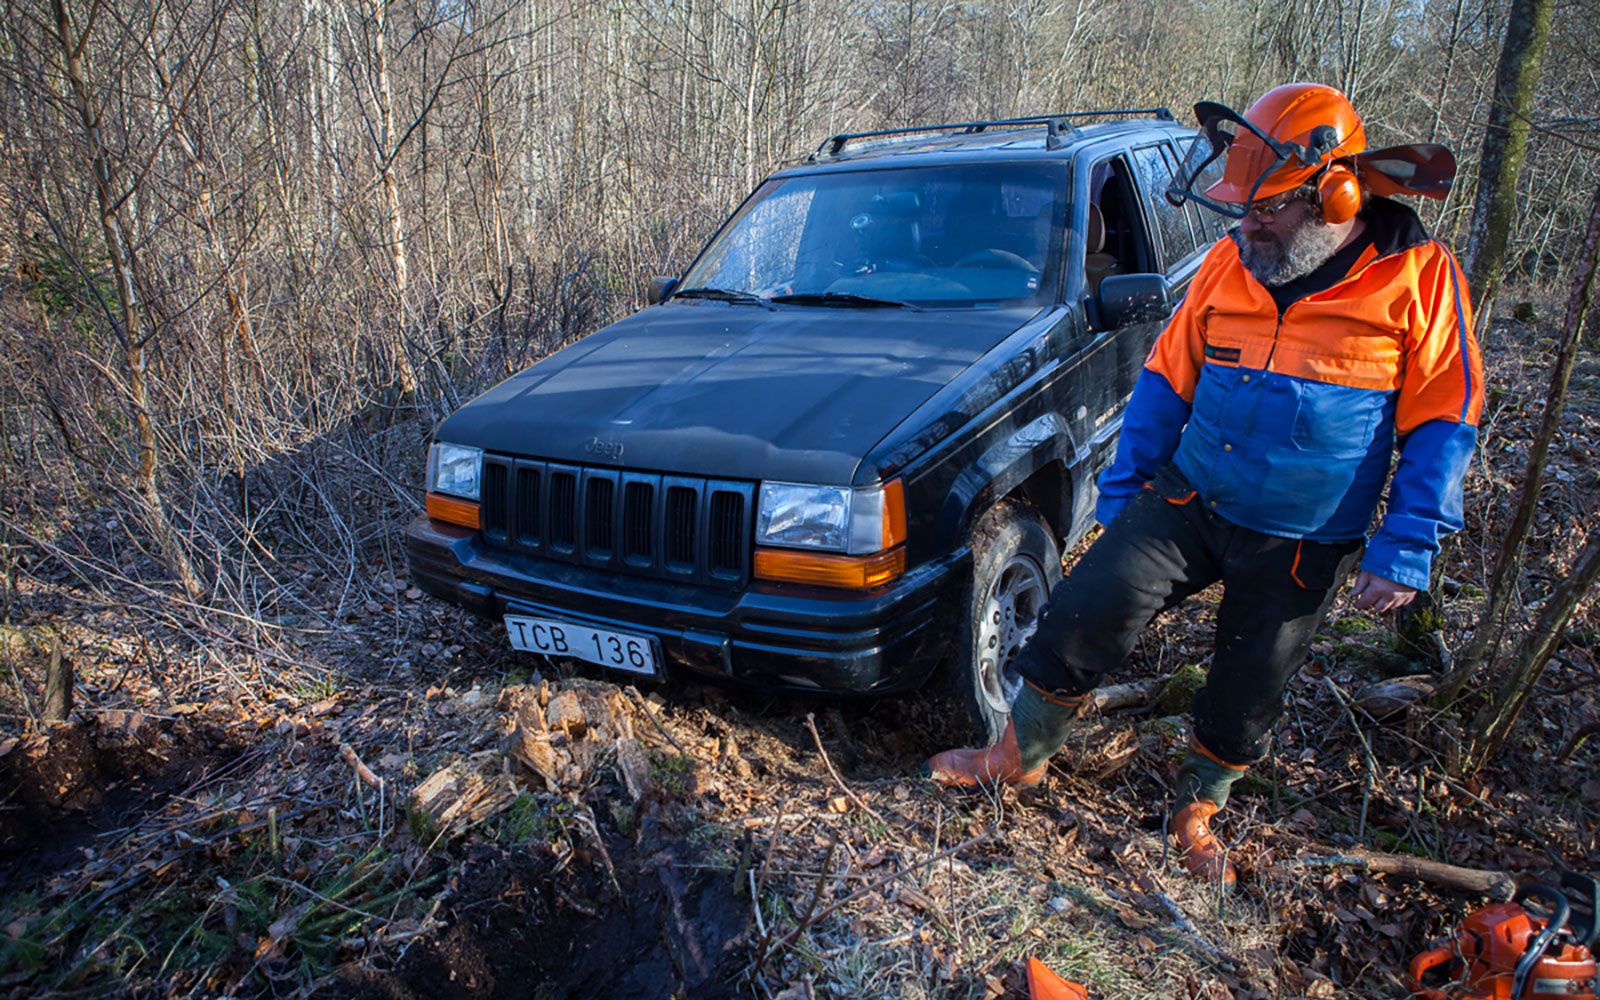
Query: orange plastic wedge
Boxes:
[{"xmin": 1026, "ymin": 957, "xmax": 1089, "ymax": 1000}]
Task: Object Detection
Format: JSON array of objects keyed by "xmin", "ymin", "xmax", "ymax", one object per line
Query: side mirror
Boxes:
[
  {"xmin": 1096, "ymin": 273, "xmax": 1172, "ymax": 328},
  {"xmin": 647, "ymin": 276, "xmax": 679, "ymax": 305}
]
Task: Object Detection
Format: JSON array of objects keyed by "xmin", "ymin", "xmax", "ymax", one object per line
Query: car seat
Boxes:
[{"xmin": 1085, "ymin": 203, "xmax": 1121, "ymax": 293}]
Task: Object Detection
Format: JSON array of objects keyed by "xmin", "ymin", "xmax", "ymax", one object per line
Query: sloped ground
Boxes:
[{"xmin": 1, "ymin": 312, "xmax": 1598, "ymax": 999}]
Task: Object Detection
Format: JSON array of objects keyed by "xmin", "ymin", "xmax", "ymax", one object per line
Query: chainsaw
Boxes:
[{"xmin": 1408, "ymin": 872, "xmax": 1599, "ymax": 999}]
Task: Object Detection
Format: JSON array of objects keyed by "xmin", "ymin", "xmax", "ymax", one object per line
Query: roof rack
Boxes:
[{"xmin": 811, "ymin": 107, "xmax": 1176, "ymax": 160}]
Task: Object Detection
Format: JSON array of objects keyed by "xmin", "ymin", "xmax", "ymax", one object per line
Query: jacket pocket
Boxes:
[{"xmin": 1289, "ymin": 384, "xmax": 1380, "ymax": 458}]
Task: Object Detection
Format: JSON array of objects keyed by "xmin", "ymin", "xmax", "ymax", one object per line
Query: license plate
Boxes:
[{"xmin": 504, "ymin": 615, "xmax": 659, "ymax": 676}]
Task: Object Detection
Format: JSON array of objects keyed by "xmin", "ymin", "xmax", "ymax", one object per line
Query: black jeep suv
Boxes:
[{"xmin": 406, "ymin": 110, "xmax": 1229, "ymax": 738}]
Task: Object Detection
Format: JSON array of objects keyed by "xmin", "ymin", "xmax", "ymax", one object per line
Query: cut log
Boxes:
[{"xmin": 1277, "ymin": 848, "xmax": 1514, "ymax": 899}]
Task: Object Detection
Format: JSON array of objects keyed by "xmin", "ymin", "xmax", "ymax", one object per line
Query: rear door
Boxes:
[{"xmin": 1128, "ymin": 138, "xmax": 1215, "ymax": 285}]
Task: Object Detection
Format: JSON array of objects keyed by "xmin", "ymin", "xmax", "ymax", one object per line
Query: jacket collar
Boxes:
[{"xmin": 1359, "ymin": 196, "xmax": 1432, "ymax": 258}]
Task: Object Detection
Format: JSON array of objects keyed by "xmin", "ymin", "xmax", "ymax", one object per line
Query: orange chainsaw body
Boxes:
[{"xmin": 1409, "ymin": 900, "xmax": 1597, "ymax": 1000}]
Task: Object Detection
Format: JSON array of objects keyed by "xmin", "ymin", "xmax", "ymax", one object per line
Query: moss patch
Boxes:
[{"xmin": 1155, "ymin": 663, "xmax": 1207, "ymax": 717}]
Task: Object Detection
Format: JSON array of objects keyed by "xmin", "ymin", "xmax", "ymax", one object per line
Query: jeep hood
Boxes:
[{"xmin": 436, "ymin": 301, "xmax": 1041, "ymax": 485}]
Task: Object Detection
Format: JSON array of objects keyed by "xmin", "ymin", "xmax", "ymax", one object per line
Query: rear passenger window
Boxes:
[{"xmin": 1130, "ymin": 145, "xmax": 1199, "ymax": 269}]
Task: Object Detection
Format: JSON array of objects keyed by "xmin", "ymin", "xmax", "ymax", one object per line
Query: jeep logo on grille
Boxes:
[{"xmin": 584, "ymin": 437, "xmax": 624, "ymax": 462}]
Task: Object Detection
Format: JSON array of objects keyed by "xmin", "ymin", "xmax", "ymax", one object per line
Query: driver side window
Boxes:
[{"xmin": 1084, "ymin": 156, "xmax": 1157, "ymax": 297}]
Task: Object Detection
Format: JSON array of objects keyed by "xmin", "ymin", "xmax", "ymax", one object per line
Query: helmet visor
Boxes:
[{"xmin": 1166, "ymin": 102, "xmax": 1333, "ymax": 219}]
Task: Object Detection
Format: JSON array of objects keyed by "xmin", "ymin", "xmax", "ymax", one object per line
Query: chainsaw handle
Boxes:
[
  {"xmin": 1512, "ymin": 883, "xmax": 1570, "ymax": 1000},
  {"xmin": 1407, "ymin": 945, "xmax": 1455, "ymax": 1000},
  {"xmin": 1559, "ymin": 870, "xmax": 1600, "ymax": 949}
]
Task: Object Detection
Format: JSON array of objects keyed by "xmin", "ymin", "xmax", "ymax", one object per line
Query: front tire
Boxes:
[{"xmin": 949, "ymin": 499, "xmax": 1063, "ymax": 742}]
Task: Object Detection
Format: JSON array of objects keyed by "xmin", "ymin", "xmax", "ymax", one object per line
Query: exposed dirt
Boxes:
[
  {"xmin": 351, "ymin": 832, "xmax": 746, "ymax": 1000},
  {"xmin": 0, "ymin": 716, "xmax": 241, "ymax": 894}
]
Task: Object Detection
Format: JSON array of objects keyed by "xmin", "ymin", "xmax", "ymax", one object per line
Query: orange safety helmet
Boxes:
[{"xmin": 1168, "ymin": 82, "xmax": 1457, "ymax": 224}]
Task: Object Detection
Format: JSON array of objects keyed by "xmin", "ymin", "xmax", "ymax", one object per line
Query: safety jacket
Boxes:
[{"xmin": 1097, "ymin": 198, "xmax": 1483, "ymax": 591}]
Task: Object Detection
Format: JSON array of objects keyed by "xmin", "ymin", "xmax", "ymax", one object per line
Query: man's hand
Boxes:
[{"xmin": 1349, "ymin": 570, "xmax": 1418, "ymax": 613}]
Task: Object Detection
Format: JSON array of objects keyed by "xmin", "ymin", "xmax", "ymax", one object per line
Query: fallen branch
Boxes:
[
  {"xmin": 340, "ymin": 743, "xmax": 383, "ymax": 791},
  {"xmin": 1558, "ymin": 721, "xmax": 1600, "ymax": 763},
  {"xmin": 804, "ymin": 712, "xmax": 891, "ymax": 830},
  {"xmin": 1091, "ymin": 675, "xmax": 1169, "ymax": 713},
  {"xmin": 341, "ymin": 899, "xmax": 444, "ymax": 951},
  {"xmin": 1277, "ymin": 849, "xmax": 1514, "ymax": 899},
  {"xmin": 1153, "ymin": 892, "xmax": 1238, "ymax": 970},
  {"xmin": 1324, "ymin": 678, "xmax": 1377, "ymax": 840}
]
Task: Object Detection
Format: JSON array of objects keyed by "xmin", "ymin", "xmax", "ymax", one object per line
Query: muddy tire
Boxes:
[{"xmin": 947, "ymin": 499, "xmax": 1062, "ymax": 743}]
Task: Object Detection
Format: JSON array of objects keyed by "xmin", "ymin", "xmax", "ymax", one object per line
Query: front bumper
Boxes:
[{"xmin": 404, "ymin": 516, "xmax": 967, "ymax": 696}]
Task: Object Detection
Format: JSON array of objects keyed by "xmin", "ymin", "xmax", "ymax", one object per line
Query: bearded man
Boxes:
[{"xmin": 927, "ymin": 83, "xmax": 1483, "ymax": 887}]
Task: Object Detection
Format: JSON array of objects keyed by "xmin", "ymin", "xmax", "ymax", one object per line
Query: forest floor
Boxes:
[{"xmin": 2, "ymin": 311, "xmax": 1599, "ymax": 999}]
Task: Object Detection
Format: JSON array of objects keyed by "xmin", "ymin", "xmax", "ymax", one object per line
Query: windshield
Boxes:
[{"xmin": 679, "ymin": 163, "xmax": 1067, "ymax": 307}]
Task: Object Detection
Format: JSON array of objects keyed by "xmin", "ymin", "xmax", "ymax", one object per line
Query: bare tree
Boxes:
[
  {"xmin": 1465, "ymin": 0, "xmax": 1555, "ymax": 312},
  {"xmin": 1439, "ymin": 179, "xmax": 1600, "ymax": 706},
  {"xmin": 45, "ymin": 0, "xmax": 203, "ymax": 599}
]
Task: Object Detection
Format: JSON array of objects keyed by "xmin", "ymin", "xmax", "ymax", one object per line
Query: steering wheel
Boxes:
[{"xmin": 954, "ymin": 249, "xmax": 1039, "ymax": 273}]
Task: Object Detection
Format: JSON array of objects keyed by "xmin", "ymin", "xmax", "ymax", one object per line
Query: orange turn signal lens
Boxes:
[
  {"xmin": 753, "ymin": 546, "xmax": 906, "ymax": 589},
  {"xmin": 425, "ymin": 492, "xmax": 481, "ymax": 530},
  {"xmin": 881, "ymin": 479, "xmax": 907, "ymax": 549}
]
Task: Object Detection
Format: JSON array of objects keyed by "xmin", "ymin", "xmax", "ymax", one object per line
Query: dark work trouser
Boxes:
[{"xmin": 1016, "ymin": 466, "xmax": 1363, "ymax": 766}]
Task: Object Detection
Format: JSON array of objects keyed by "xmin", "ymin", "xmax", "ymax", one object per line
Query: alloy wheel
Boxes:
[{"xmin": 976, "ymin": 552, "xmax": 1048, "ymax": 715}]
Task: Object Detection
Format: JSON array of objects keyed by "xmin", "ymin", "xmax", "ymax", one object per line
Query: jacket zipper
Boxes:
[{"xmin": 1264, "ymin": 307, "xmax": 1288, "ymax": 371}]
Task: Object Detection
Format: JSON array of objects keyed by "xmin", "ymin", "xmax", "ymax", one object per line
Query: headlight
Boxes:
[
  {"xmin": 757, "ymin": 481, "xmax": 905, "ymax": 554},
  {"xmin": 427, "ymin": 442, "xmax": 482, "ymax": 500}
]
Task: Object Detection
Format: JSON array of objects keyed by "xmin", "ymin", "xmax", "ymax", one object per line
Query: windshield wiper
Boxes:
[
  {"xmin": 769, "ymin": 291, "xmax": 914, "ymax": 309},
  {"xmin": 672, "ymin": 286, "xmax": 768, "ymax": 305}
]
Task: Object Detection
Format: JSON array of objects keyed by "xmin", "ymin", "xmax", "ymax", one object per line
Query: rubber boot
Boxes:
[
  {"xmin": 1170, "ymin": 800, "xmax": 1235, "ymax": 887},
  {"xmin": 926, "ymin": 718, "xmax": 1045, "ymax": 788},
  {"xmin": 1169, "ymin": 746, "xmax": 1247, "ymax": 887},
  {"xmin": 926, "ymin": 682, "xmax": 1083, "ymax": 788}
]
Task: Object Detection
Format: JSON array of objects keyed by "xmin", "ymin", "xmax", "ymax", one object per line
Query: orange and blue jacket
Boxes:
[{"xmin": 1097, "ymin": 198, "xmax": 1484, "ymax": 591}]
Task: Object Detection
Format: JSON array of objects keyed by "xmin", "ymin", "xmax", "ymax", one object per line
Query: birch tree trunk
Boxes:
[{"xmin": 369, "ymin": 0, "xmax": 419, "ymax": 395}]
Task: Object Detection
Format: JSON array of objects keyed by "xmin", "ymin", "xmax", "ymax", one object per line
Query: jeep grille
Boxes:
[{"xmin": 478, "ymin": 454, "xmax": 755, "ymax": 588}]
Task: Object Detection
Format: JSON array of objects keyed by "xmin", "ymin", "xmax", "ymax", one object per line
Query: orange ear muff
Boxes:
[{"xmin": 1317, "ymin": 163, "xmax": 1362, "ymax": 224}]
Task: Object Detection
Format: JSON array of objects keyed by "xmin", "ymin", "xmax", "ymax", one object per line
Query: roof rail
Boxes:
[{"xmin": 811, "ymin": 108, "xmax": 1176, "ymax": 160}]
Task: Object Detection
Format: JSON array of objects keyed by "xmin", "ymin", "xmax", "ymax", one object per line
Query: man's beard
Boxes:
[{"xmin": 1233, "ymin": 215, "xmax": 1345, "ymax": 286}]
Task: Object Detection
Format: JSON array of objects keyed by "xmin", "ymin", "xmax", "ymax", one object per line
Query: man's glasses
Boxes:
[{"xmin": 1246, "ymin": 191, "xmax": 1306, "ymax": 222}]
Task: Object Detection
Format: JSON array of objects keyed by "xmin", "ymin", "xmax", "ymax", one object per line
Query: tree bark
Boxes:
[
  {"xmin": 1438, "ymin": 181, "xmax": 1600, "ymax": 706},
  {"xmin": 369, "ymin": 0, "xmax": 419, "ymax": 396},
  {"xmin": 1464, "ymin": 0, "xmax": 1554, "ymax": 312},
  {"xmin": 50, "ymin": 0, "xmax": 202, "ymax": 600}
]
